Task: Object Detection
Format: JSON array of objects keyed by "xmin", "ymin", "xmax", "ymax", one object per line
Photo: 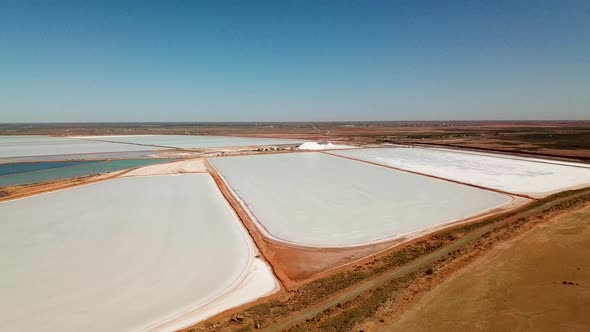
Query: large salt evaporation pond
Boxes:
[
  {"xmin": 75, "ymin": 134, "xmax": 301, "ymax": 149},
  {"xmin": 0, "ymin": 174, "xmax": 277, "ymax": 331},
  {"xmin": 331, "ymin": 147, "xmax": 590, "ymax": 197},
  {"xmin": 0, "ymin": 135, "xmax": 299, "ymax": 161},
  {"xmin": 211, "ymin": 153, "xmax": 510, "ymax": 247},
  {"xmin": 0, "ymin": 136, "xmax": 167, "ymax": 159}
]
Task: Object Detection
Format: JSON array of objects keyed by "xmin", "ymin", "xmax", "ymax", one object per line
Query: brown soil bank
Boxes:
[{"xmin": 383, "ymin": 205, "xmax": 590, "ymax": 332}]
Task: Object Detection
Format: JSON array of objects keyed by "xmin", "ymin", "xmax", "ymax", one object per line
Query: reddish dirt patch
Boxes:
[{"xmin": 264, "ymin": 239, "xmax": 401, "ymax": 284}]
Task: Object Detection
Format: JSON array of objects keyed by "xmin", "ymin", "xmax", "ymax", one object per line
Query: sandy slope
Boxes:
[
  {"xmin": 122, "ymin": 158, "xmax": 207, "ymax": 176},
  {"xmin": 383, "ymin": 205, "xmax": 590, "ymax": 332}
]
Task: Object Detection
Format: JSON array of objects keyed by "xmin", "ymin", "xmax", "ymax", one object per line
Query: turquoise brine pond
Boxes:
[
  {"xmin": 0, "ymin": 161, "xmax": 97, "ymax": 176},
  {"xmin": 0, "ymin": 159, "xmax": 174, "ymax": 187}
]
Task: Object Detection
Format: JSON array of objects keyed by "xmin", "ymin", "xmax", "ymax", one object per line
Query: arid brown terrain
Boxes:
[{"xmin": 381, "ymin": 205, "xmax": 590, "ymax": 332}]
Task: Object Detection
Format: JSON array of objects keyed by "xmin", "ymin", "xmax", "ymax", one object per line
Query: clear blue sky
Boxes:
[{"xmin": 1, "ymin": 1, "xmax": 589, "ymax": 122}]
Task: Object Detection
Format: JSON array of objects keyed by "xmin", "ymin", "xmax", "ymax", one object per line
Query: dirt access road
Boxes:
[{"xmin": 382, "ymin": 205, "xmax": 590, "ymax": 332}]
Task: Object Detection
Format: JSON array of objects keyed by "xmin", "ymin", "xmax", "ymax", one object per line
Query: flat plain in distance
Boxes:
[
  {"xmin": 0, "ymin": 174, "xmax": 275, "ymax": 331},
  {"xmin": 211, "ymin": 152, "xmax": 510, "ymax": 247},
  {"xmin": 331, "ymin": 147, "xmax": 590, "ymax": 197}
]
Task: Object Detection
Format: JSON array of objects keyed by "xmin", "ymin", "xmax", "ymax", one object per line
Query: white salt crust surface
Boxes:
[
  {"xmin": 0, "ymin": 135, "xmax": 166, "ymax": 158},
  {"xmin": 74, "ymin": 135, "xmax": 301, "ymax": 149},
  {"xmin": 211, "ymin": 152, "xmax": 510, "ymax": 247},
  {"xmin": 331, "ymin": 147, "xmax": 590, "ymax": 197},
  {"xmin": 0, "ymin": 174, "xmax": 277, "ymax": 332}
]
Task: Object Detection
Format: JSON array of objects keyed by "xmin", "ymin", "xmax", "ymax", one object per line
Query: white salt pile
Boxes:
[
  {"xmin": 298, "ymin": 142, "xmax": 334, "ymax": 150},
  {"xmin": 297, "ymin": 142, "xmax": 353, "ymax": 150}
]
